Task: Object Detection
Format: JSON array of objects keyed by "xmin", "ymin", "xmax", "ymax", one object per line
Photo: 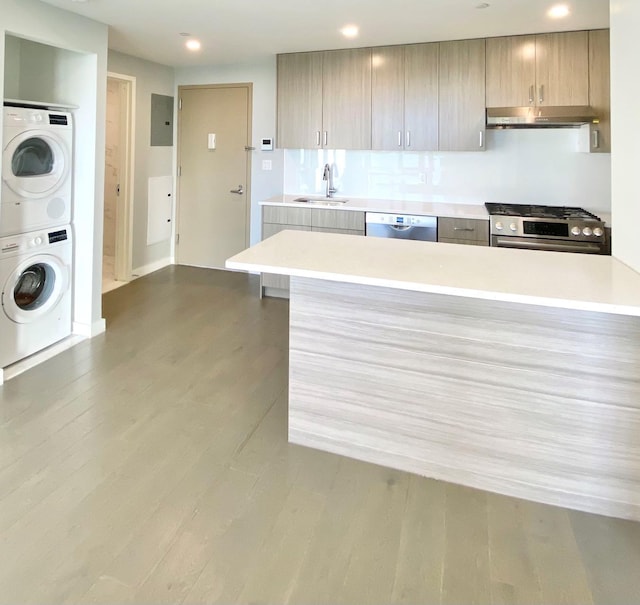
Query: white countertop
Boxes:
[
  {"xmin": 261, "ymin": 194, "xmax": 490, "ymax": 220},
  {"xmin": 226, "ymin": 230, "xmax": 640, "ymax": 316},
  {"xmin": 261, "ymin": 195, "xmax": 612, "ymax": 226}
]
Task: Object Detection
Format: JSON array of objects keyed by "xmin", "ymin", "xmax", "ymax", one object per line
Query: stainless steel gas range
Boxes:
[{"xmin": 484, "ymin": 203, "xmax": 608, "ymax": 254}]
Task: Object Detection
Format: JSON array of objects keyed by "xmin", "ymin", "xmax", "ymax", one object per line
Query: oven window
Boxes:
[
  {"xmin": 13, "ymin": 263, "xmax": 55, "ymax": 310},
  {"xmin": 11, "ymin": 138, "xmax": 54, "ymax": 177}
]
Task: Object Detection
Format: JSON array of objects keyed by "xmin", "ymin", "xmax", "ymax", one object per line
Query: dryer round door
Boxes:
[
  {"xmin": 2, "ymin": 130, "xmax": 70, "ymax": 199},
  {"xmin": 2, "ymin": 254, "xmax": 69, "ymax": 324}
]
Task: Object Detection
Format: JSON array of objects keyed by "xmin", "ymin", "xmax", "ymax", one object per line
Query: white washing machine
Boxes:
[
  {"xmin": 0, "ymin": 225, "xmax": 72, "ymax": 369},
  {"xmin": 1, "ymin": 106, "xmax": 73, "ymax": 237}
]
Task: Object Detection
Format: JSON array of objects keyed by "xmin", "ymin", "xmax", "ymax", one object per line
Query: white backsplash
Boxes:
[{"xmin": 284, "ymin": 129, "xmax": 612, "ymax": 213}]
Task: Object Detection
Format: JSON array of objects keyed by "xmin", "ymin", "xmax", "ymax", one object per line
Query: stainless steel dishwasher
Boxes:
[{"xmin": 365, "ymin": 212, "xmax": 437, "ymax": 241}]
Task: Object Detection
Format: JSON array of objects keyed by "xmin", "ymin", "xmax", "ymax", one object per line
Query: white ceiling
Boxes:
[{"xmin": 39, "ymin": 0, "xmax": 610, "ymax": 67}]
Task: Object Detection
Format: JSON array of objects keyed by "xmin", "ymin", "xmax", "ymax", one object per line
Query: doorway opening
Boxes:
[{"xmin": 103, "ymin": 72, "xmax": 135, "ymax": 293}]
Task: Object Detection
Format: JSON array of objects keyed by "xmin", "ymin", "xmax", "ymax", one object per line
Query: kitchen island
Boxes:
[{"xmin": 226, "ymin": 231, "xmax": 640, "ymax": 521}]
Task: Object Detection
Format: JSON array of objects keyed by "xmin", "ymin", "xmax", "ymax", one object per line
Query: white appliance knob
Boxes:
[
  {"xmin": 509, "ymin": 223, "xmax": 517, "ymax": 232},
  {"xmin": 571, "ymin": 226, "xmax": 581, "ymax": 236},
  {"xmin": 593, "ymin": 227, "xmax": 604, "ymax": 237},
  {"xmin": 583, "ymin": 227, "xmax": 593, "ymax": 236},
  {"xmin": 495, "ymin": 221, "xmax": 504, "ymax": 230},
  {"xmin": 34, "ymin": 236, "xmax": 43, "ymax": 245}
]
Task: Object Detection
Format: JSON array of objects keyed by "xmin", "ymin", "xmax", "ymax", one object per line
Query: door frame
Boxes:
[
  {"xmin": 176, "ymin": 83, "xmax": 253, "ymax": 264},
  {"xmin": 106, "ymin": 72, "xmax": 136, "ymax": 282}
]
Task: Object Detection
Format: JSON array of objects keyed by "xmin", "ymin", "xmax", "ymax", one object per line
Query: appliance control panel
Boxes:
[
  {"xmin": 0, "ymin": 226, "xmax": 70, "ymax": 256},
  {"xmin": 365, "ymin": 212, "xmax": 437, "ymax": 228},
  {"xmin": 491, "ymin": 217, "xmax": 605, "ymax": 241}
]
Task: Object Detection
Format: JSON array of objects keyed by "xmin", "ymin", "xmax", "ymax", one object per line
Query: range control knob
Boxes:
[
  {"xmin": 593, "ymin": 227, "xmax": 604, "ymax": 237},
  {"xmin": 495, "ymin": 221, "xmax": 504, "ymax": 231},
  {"xmin": 571, "ymin": 226, "xmax": 581, "ymax": 236},
  {"xmin": 509, "ymin": 223, "xmax": 517, "ymax": 232},
  {"xmin": 583, "ymin": 227, "xmax": 593, "ymax": 237}
]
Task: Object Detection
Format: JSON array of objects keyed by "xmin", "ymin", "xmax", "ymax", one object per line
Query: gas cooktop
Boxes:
[{"xmin": 485, "ymin": 203, "xmax": 602, "ymax": 221}]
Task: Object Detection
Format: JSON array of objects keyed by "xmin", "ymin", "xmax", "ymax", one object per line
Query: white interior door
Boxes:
[{"xmin": 176, "ymin": 85, "xmax": 251, "ymax": 269}]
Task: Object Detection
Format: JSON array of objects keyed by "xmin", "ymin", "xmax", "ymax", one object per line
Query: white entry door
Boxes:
[{"xmin": 176, "ymin": 85, "xmax": 252, "ymax": 269}]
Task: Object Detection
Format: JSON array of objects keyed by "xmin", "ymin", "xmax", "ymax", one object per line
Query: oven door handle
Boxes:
[{"xmin": 493, "ymin": 237, "xmax": 603, "ymax": 254}]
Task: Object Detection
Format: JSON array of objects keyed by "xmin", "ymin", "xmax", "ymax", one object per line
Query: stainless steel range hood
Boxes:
[{"xmin": 486, "ymin": 106, "xmax": 599, "ymax": 128}]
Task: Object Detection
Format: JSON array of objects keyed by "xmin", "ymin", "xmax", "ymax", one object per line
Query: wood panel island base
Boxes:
[{"xmin": 226, "ymin": 230, "xmax": 640, "ymax": 521}]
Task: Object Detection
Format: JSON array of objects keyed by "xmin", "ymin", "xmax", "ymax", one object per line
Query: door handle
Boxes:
[{"xmin": 230, "ymin": 185, "xmax": 244, "ymax": 194}]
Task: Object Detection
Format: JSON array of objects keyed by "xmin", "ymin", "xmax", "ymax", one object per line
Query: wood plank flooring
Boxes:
[{"xmin": 0, "ymin": 265, "xmax": 639, "ymax": 604}]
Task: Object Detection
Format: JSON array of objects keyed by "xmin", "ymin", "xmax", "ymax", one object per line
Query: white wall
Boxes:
[
  {"xmin": 3, "ymin": 35, "xmax": 20, "ymax": 98},
  {"xmin": 175, "ymin": 57, "xmax": 284, "ymax": 246},
  {"xmin": 1, "ymin": 0, "xmax": 109, "ymax": 336},
  {"xmin": 610, "ymin": 1, "xmax": 640, "ymax": 271},
  {"xmin": 285, "ymin": 129, "xmax": 612, "ymax": 213},
  {"xmin": 107, "ymin": 50, "xmax": 175, "ymax": 272}
]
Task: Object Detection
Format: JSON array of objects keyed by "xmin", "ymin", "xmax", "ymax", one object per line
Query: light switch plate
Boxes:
[{"xmin": 262, "ymin": 159, "xmax": 272, "ymax": 171}]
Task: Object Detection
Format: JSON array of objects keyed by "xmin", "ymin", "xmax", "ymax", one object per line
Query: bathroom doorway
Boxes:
[{"xmin": 103, "ymin": 72, "xmax": 135, "ymax": 293}]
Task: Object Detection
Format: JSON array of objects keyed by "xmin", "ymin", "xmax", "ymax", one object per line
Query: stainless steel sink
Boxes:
[{"xmin": 293, "ymin": 196, "xmax": 349, "ymax": 205}]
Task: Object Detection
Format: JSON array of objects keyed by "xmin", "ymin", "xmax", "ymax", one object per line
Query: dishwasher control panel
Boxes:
[
  {"xmin": 365, "ymin": 212, "xmax": 438, "ymax": 242},
  {"xmin": 365, "ymin": 212, "xmax": 437, "ymax": 227}
]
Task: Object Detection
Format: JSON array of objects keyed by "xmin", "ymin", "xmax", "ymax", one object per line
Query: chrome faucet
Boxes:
[{"xmin": 323, "ymin": 163, "xmax": 337, "ymax": 198}]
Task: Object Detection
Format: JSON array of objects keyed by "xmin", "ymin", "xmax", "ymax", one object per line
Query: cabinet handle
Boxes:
[
  {"xmin": 479, "ymin": 131, "xmax": 484, "ymax": 148},
  {"xmin": 398, "ymin": 131, "xmax": 402, "ymax": 147},
  {"xmin": 593, "ymin": 129, "xmax": 600, "ymax": 149},
  {"xmin": 323, "ymin": 131, "xmax": 328, "ymax": 146},
  {"xmin": 453, "ymin": 227, "xmax": 475, "ymax": 232},
  {"xmin": 539, "ymin": 85, "xmax": 544, "ymax": 104},
  {"xmin": 406, "ymin": 131, "xmax": 411, "ymax": 147},
  {"xmin": 529, "ymin": 85, "xmax": 534, "ymax": 105},
  {"xmin": 316, "ymin": 131, "xmax": 321, "ymax": 146}
]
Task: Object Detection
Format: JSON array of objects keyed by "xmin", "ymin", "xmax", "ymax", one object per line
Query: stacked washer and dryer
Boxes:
[{"xmin": 0, "ymin": 105, "xmax": 74, "ymax": 369}]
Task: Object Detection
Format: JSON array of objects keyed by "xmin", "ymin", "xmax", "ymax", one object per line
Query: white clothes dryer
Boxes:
[
  {"xmin": 1, "ymin": 106, "xmax": 73, "ymax": 237},
  {"xmin": 0, "ymin": 225, "xmax": 72, "ymax": 369}
]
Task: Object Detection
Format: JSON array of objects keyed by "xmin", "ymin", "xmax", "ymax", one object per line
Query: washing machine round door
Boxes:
[
  {"xmin": 2, "ymin": 255, "xmax": 69, "ymax": 324},
  {"xmin": 2, "ymin": 130, "xmax": 70, "ymax": 198}
]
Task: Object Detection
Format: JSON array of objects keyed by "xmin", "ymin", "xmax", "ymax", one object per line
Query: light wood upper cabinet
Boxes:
[
  {"xmin": 535, "ymin": 31, "xmax": 589, "ymax": 106},
  {"xmin": 439, "ymin": 39, "xmax": 486, "ymax": 152},
  {"xmin": 371, "ymin": 43, "xmax": 439, "ymax": 151},
  {"xmin": 277, "ymin": 48, "xmax": 371, "ymax": 149},
  {"xmin": 276, "ymin": 52, "xmax": 323, "ymax": 149},
  {"xmin": 322, "ymin": 48, "xmax": 372, "ymax": 150},
  {"xmin": 371, "ymin": 46, "xmax": 405, "ymax": 150},
  {"xmin": 487, "ymin": 31, "xmax": 589, "ymax": 108},
  {"xmin": 486, "ymin": 35, "xmax": 536, "ymax": 107},
  {"xmin": 405, "ymin": 43, "xmax": 439, "ymax": 150},
  {"xmin": 588, "ymin": 29, "xmax": 611, "ymax": 153}
]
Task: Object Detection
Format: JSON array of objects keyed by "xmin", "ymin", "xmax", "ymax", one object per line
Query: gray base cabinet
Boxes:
[
  {"xmin": 261, "ymin": 206, "xmax": 365, "ymax": 297},
  {"xmin": 437, "ymin": 217, "xmax": 489, "ymax": 246}
]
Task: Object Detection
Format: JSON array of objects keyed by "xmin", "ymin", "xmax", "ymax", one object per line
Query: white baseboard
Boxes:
[
  {"xmin": 1, "ymin": 334, "xmax": 86, "ymax": 384},
  {"xmin": 73, "ymin": 318, "xmax": 106, "ymax": 338},
  {"xmin": 132, "ymin": 257, "xmax": 172, "ymax": 278}
]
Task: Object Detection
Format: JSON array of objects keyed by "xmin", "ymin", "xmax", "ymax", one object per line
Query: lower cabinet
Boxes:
[
  {"xmin": 261, "ymin": 206, "xmax": 365, "ymax": 297},
  {"xmin": 437, "ymin": 217, "xmax": 490, "ymax": 246}
]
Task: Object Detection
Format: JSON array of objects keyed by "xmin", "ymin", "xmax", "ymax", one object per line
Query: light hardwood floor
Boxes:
[{"xmin": 0, "ymin": 265, "xmax": 639, "ymax": 604}]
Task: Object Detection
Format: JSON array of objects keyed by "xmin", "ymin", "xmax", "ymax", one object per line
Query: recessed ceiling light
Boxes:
[
  {"xmin": 340, "ymin": 25, "xmax": 359, "ymax": 39},
  {"xmin": 185, "ymin": 39, "xmax": 201, "ymax": 51},
  {"xmin": 548, "ymin": 3, "xmax": 570, "ymax": 18}
]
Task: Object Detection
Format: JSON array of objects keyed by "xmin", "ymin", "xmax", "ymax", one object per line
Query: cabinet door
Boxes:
[
  {"xmin": 311, "ymin": 209, "xmax": 365, "ymax": 231},
  {"xmin": 438, "ymin": 218, "xmax": 489, "ymax": 245},
  {"xmin": 322, "ymin": 48, "xmax": 372, "ymax": 149},
  {"xmin": 486, "ymin": 35, "xmax": 536, "ymax": 108},
  {"xmin": 439, "ymin": 39, "xmax": 486, "ymax": 152},
  {"xmin": 535, "ymin": 31, "xmax": 589, "ymax": 106},
  {"xmin": 277, "ymin": 52, "xmax": 323, "ymax": 149},
  {"xmin": 371, "ymin": 46, "xmax": 405, "ymax": 151},
  {"xmin": 588, "ymin": 29, "xmax": 611, "ymax": 153},
  {"xmin": 404, "ymin": 43, "xmax": 439, "ymax": 151}
]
